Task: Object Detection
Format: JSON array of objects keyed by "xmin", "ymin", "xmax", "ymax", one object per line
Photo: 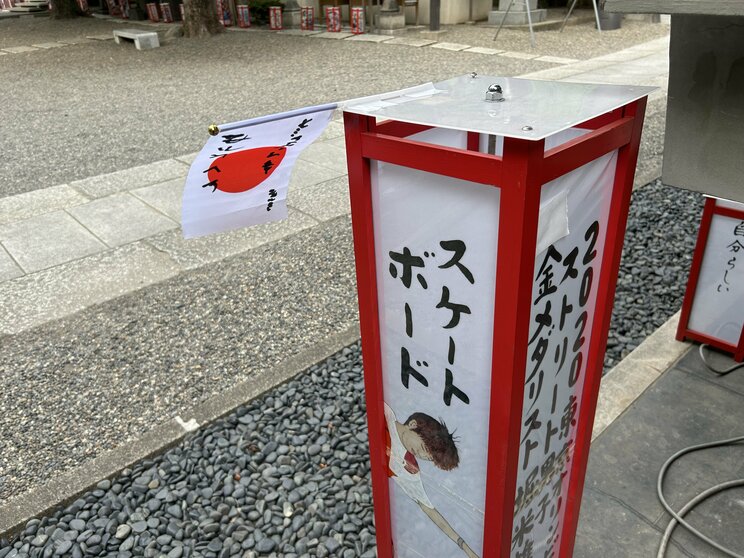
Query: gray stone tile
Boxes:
[
  {"xmin": 675, "ymin": 347, "xmax": 744, "ymax": 398},
  {"xmin": 70, "ymin": 159, "xmax": 189, "ymax": 199},
  {"xmin": 311, "ymin": 31, "xmax": 354, "ymax": 40},
  {"xmin": 463, "ymin": 46, "xmax": 503, "ymax": 55},
  {"xmin": 0, "ymin": 184, "xmax": 90, "ymax": 226},
  {"xmin": 288, "ymin": 175, "xmax": 349, "ymax": 222},
  {"xmin": 290, "ymin": 158, "xmax": 346, "ymax": 190},
  {"xmin": 0, "ymin": 245, "xmax": 23, "ymax": 282},
  {"xmin": 32, "ymin": 42, "xmax": 66, "ymax": 49},
  {"xmin": 499, "ymin": 51, "xmax": 539, "ymax": 60},
  {"xmin": 298, "ymin": 141, "xmax": 348, "ymax": 175},
  {"xmin": 318, "ymin": 120, "xmax": 346, "ymax": 142},
  {"xmin": 585, "ymin": 368, "xmax": 744, "ymax": 526},
  {"xmin": 0, "ymin": 241, "xmax": 180, "ymax": 335},
  {"xmin": 68, "ymin": 193, "xmax": 177, "ymax": 247},
  {"xmin": 131, "ymin": 177, "xmax": 184, "ymax": 221},
  {"xmin": 346, "ymin": 34, "xmax": 392, "ymax": 43},
  {"xmin": 1, "ymin": 46, "xmax": 39, "ymax": 54},
  {"xmin": 575, "ymin": 488, "xmax": 689, "ymax": 558},
  {"xmin": 146, "ymin": 208, "xmax": 317, "ymax": 270},
  {"xmin": 385, "ymin": 37, "xmax": 436, "ymax": 47},
  {"xmin": 0, "ymin": 211, "xmax": 106, "ymax": 273},
  {"xmin": 430, "ymin": 42, "xmax": 470, "ymax": 52},
  {"xmin": 175, "ymin": 152, "xmax": 199, "ymax": 166}
]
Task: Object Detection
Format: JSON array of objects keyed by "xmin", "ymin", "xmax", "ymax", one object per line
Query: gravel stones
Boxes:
[
  {"xmin": 0, "ymin": 179, "xmax": 702, "ymax": 557},
  {"xmin": 1, "ymin": 344, "xmax": 374, "ymax": 557}
]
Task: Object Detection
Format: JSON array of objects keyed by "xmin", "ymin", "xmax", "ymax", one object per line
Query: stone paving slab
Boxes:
[
  {"xmin": 385, "ymin": 37, "xmax": 436, "ymax": 47},
  {"xmin": 69, "ymin": 159, "xmax": 188, "ymax": 199},
  {"xmin": 535, "ymin": 55, "xmax": 579, "ymax": 64},
  {"xmin": 174, "ymin": 152, "xmax": 199, "ymax": 166},
  {"xmin": 0, "ymin": 210, "xmax": 105, "ymax": 273},
  {"xmin": 288, "ymin": 175, "xmax": 350, "ymax": 222},
  {"xmin": 290, "ymin": 158, "xmax": 346, "ymax": 190},
  {"xmin": 1, "ymin": 45, "xmax": 38, "ymax": 53},
  {"xmin": 146, "ymin": 208, "xmax": 317, "ymax": 270},
  {"xmin": 311, "ymin": 31, "xmax": 354, "ymax": 40},
  {"xmin": 86, "ymin": 34, "xmax": 114, "ymax": 41},
  {"xmin": 0, "ymin": 240, "xmax": 180, "ymax": 335},
  {"xmin": 430, "ymin": 42, "xmax": 470, "ymax": 51},
  {"xmin": 346, "ymin": 34, "xmax": 393, "ymax": 43},
  {"xmin": 31, "ymin": 42, "xmax": 65, "ymax": 49},
  {"xmin": 0, "ymin": 245, "xmax": 23, "ymax": 282},
  {"xmin": 298, "ymin": 141, "xmax": 348, "ymax": 175},
  {"xmin": 0, "ymin": 184, "xmax": 89, "ymax": 226},
  {"xmin": 464, "ymin": 46, "xmax": 504, "ymax": 55},
  {"xmin": 67, "ymin": 192, "xmax": 177, "ymax": 247},
  {"xmin": 130, "ymin": 177, "xmax": 184, "ymax": 222},
  {"xmin": 499, "ymin": 50, "xmax": 540, "ymax": 60},
  {"xmin": 277, "ymin": 29, "xmax": 322, "ymax": 36},
  {"xmin": 584, "ymin": 363, "xmax": 744, "ymax": 528}
]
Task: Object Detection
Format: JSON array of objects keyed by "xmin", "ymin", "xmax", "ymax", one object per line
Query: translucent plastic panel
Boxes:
[{"xmin": 345, "ymin": 74, "xmax": 654, "ymax": 141}]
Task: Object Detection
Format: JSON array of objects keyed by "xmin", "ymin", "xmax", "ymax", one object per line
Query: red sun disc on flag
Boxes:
[{"xmin": 208, "ymin": 146, "xmax": 286, "ymax": 194}]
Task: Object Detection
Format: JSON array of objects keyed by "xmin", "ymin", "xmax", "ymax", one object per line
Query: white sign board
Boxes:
[
  {"xmin": 372, "ymin": 128, "xmax": 499, "ymax": 558},
  {"xmin": 371, "ymin": 126, "xmax": 618, "ymax": 558},
  {"xmin": 511, "ymin": 146, "xmax": 619, "ymax": 557},
  {"xmin": 687, "ymin": 199, "xmax": 744, "ymax": 345}
]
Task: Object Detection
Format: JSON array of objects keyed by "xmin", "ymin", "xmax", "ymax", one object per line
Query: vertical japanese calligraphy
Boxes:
[
  {"xmin": 687, "ymin": 199, "xmax": 744, "ymax": 346},
  {"xmin": 373, "ymin": 128, "xmax": 500, "ymax": 558},
  {"xmin": 511, "ymin": 145, "xmax": 619, "ymax": 558}
]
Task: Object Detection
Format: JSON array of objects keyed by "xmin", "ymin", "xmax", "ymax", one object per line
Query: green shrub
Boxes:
[{"xmin": 244, "ymin": 0, "xmax": 282, "ymax": 25}]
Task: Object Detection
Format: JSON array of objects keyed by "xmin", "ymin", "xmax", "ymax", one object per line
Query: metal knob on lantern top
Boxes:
[{"xmin": 485, "ymin": 84, "xmax": 504, "ymax": 102}]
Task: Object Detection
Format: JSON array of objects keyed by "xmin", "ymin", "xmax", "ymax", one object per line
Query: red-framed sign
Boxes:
[
  {"xmin": 300, "ymin": 6, "xmax": 314, "ymax": 30},
  {"xmin": 350, "ymin": 6, "xmax": 364, "ymax": 34},
  {"xmin": 342, "ymin": 76, "xmax": 651, "ymax": 558},
  {"xmin": 677, "ymin": 197, "xmax": 744, "ymax": 362},
  {"xmin": 269, "ymin": 5, "xmax": 282, "ymax": 29},
  {"xmin": 325, "ymin": 5, "xmax": 341, "ymax": 32},
  {"xmin": 236, "ymin": 4, "xmax": 250, "ymax": 27},
  {"xmin": 145, "ymin": 2, "xmax": 158, "ymax": 21}
]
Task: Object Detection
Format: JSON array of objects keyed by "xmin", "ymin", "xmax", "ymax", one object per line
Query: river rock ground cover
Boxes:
[{"xmin": 0, "ymin": 180, "xmax": 703, "ymax": 558}]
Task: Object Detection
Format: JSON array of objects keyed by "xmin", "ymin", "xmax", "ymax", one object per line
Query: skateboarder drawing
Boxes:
[{"xmin": 384, "ymin": 402, "xmax": 480, "ymax": 558}]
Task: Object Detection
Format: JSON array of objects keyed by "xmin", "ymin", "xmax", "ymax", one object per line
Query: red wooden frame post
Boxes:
[
  {"xmin": 483, "ymin": 136, "xmax": 546, "ymax": 557},
  {"xmin": 676, "ymin": 197, "xmax": 716, "ymax": 344},
  {"xmin": 559, "ymin": 97, "xmax": 648, "ymax": 558},
  {"xmin": 343, "ymin": 112, "xmax": 395, "ymax": 558}
]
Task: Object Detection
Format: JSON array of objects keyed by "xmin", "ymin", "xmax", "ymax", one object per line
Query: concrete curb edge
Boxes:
[{"xmin": 0, "ymin": 323, "xmax": 361, "ymax": 540}]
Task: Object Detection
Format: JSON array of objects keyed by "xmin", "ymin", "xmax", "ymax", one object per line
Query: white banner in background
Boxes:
[{"xmin": 181, "ymin": 107, "xmax": 335, "ymax": 238}]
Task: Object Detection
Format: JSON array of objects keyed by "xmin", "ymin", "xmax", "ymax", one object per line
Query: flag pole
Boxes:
[{"xmin": 208, "ymin": 102, "xmax": 340, "ymax": 136}]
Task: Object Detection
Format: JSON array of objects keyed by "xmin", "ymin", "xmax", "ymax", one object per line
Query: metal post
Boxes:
[{"xmin": 429, "ymin": 0, "xmax": 440, "ymax": 31}]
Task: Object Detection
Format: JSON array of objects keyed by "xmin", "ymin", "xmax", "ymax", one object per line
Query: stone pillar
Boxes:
[
  {"xmin": 282, "ymin": 0, "xmax": 302, "ymax": 28},
  {"xmin": 378, "ymin": 0, "xmax": 405, "ymax": 34},
  {"xmin": 488, "ymin": 0, "xmax": 546, "ymax": 26}
]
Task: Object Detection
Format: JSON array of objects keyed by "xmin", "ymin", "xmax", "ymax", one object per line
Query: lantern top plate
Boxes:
[{"xmin": 343, "ymin": 75, "xmax": 655, "ymax": 141}]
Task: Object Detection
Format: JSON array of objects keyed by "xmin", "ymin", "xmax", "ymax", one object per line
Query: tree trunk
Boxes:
[
  {"xmin": 51, "ymin": 0, "xmax": 84, "ymax": 18},
  {"xmin": 183, "ymin": 0, "xmax": 223, "ymax": 37}
]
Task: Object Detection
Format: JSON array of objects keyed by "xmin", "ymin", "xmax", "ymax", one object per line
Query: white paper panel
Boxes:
[
  {"xmin": 511, "ymin": 149, "xmax": 619, "ymax": 557},
  {"xmin": 372, "ymin": 127, "xmax": 499, "ymax": 558},
  {"xmin": 687, "ymin": 201, "xmax": 744, "ymax": 345}
]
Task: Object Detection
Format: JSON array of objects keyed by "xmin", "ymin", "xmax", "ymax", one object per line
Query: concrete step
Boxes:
[{"xmin": 9, "ymin": 5, "xmax": 47, "ymax": 11}]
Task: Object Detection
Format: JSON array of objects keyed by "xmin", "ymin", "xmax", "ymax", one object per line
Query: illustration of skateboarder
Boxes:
[{"xmin": 384, "ymin": 403, "xmax": 480, "ymax": 558}]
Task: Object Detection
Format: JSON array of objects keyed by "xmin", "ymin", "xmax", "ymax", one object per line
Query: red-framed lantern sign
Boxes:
[
  {"xmin": 300, "ymin": 6, "xmax": 314, "ymax": 30},
  {"xmin": 677, "ymin": 197, "xmax": 744, "ymax": 362},
  {"xmin": 342, "ymin": 75, "xmax": 652, "ymax": 558},
  {"xmin": 268, "ymin": 5, "xmax": 282, "ymax": 29},
  {"xmin": 325, "ymin": 5, "xmax": 341, "ymax": 32}
]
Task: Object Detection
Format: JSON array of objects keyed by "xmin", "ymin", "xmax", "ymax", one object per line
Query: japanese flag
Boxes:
[{"xmin": 181, "ymin": 106, "xmax": 336, "ymax": 239}]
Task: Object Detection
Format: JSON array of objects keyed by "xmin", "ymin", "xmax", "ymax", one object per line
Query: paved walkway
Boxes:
[
  {"xmin": 576, "ymin": 318, "xmax": 744, "ymax": 557},
  {"xmin": 0, "ymin": 34, "xmax": 670, "ymax": 336}
]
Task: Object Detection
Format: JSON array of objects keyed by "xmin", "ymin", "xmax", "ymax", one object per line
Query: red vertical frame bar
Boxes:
[
  {"xmin": 676, "ymin": 198, "xmax": 716, "ymax": 342},
  {"xmin": 342, "ymin": 112, "xmax": 394, "ymax": 558},
  {"xmin": 559, "ymin": 98, "xmax": 648, "ymax": 558},
  {"xmin": 482, "ymin": 136, "xmax": 546, "ymax": 558}
]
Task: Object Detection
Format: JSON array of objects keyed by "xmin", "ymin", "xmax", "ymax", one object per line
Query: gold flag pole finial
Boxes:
[{"xmin": 208, "ymin": 124, "xmax": 220, "ymax": 136}]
